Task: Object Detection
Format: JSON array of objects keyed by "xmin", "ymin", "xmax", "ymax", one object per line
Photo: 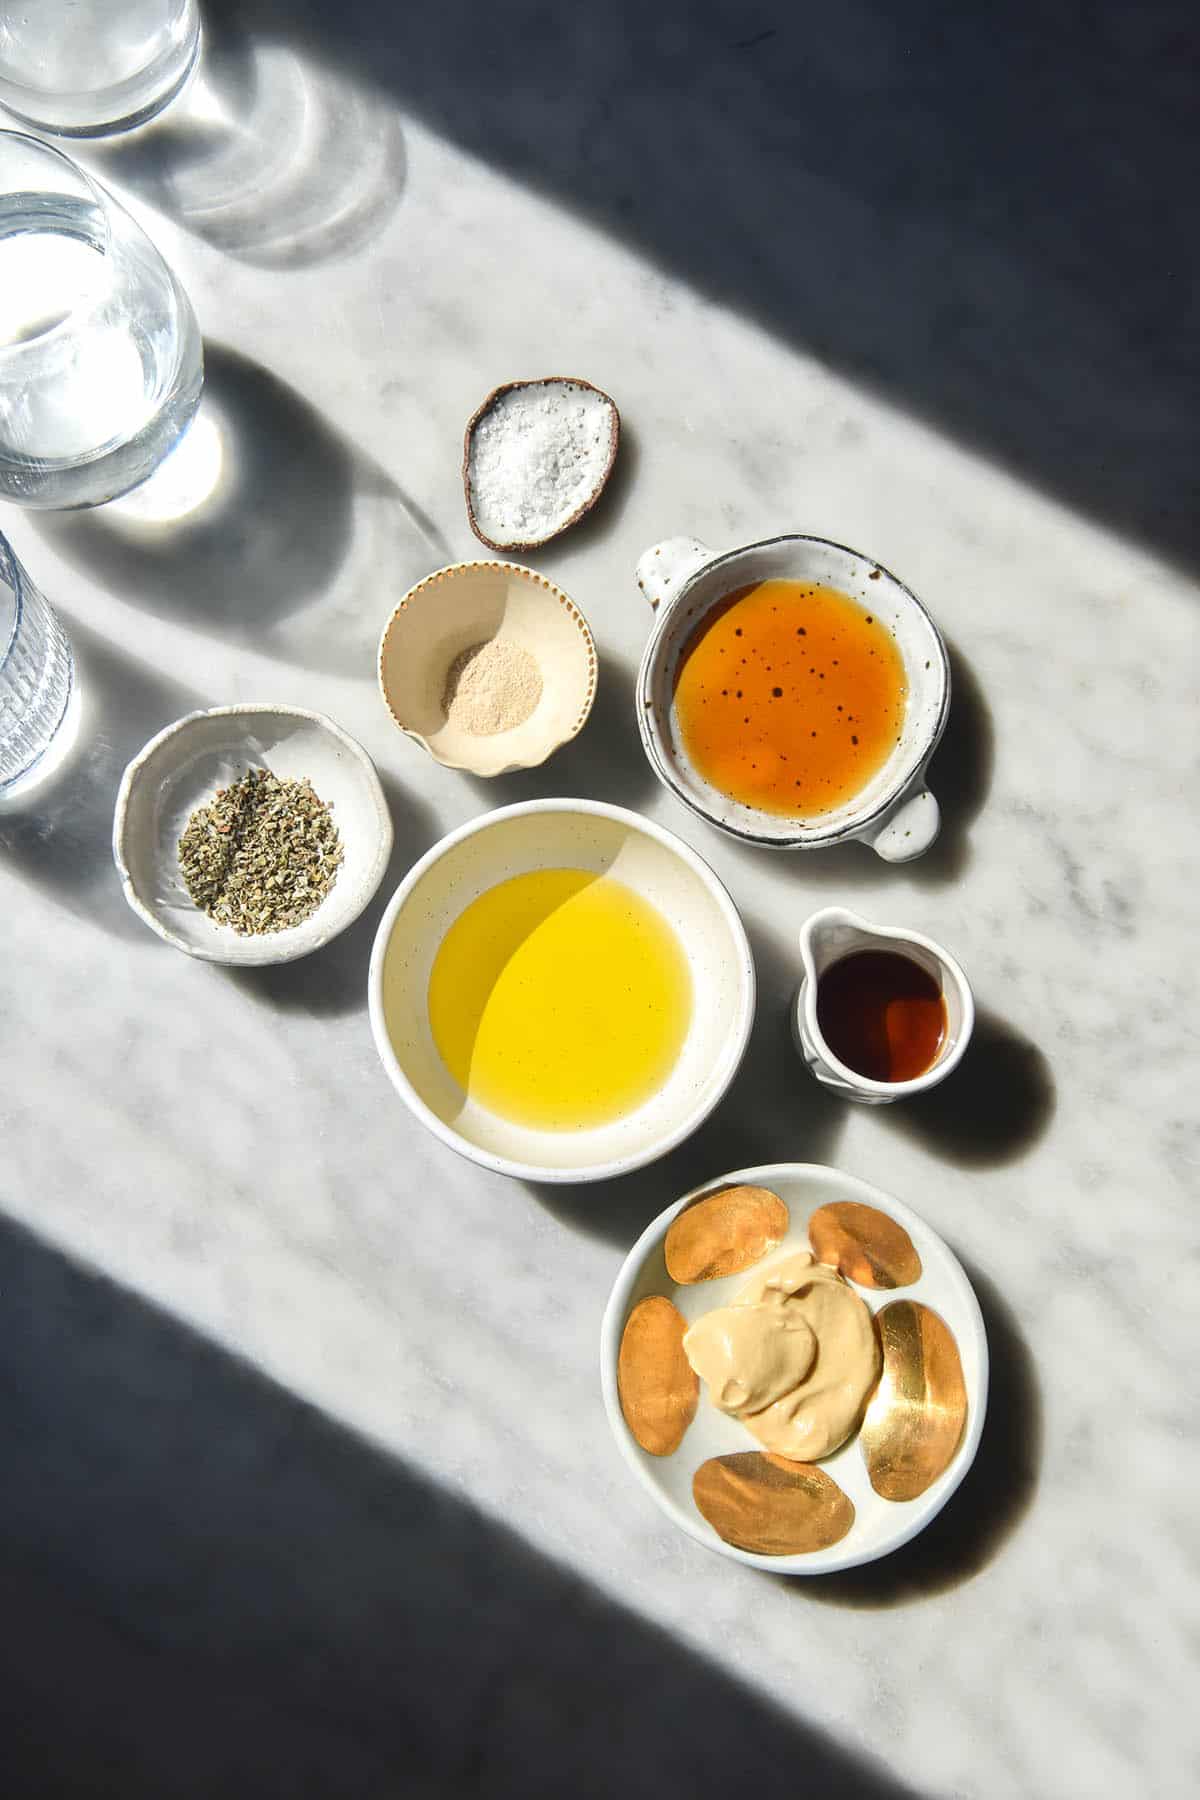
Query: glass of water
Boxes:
[
  {"xmin": 0, "ymin": 534, "xmax": 75, "ymax": 794},
  {"xmin": 0, "ymin": 0, "xmax": 201, "ymax": 138},
  {"xmin": 0, "ymin": 130, "xmax": 203, "ymax": 509}
]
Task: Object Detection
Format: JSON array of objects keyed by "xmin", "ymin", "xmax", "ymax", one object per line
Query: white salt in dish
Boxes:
[
  {"xmin": 464, "ymin": 377, "xmax": 620, "ymax": 551},
  {"xmin": 378, "ymin": 560, "xmax": 597, "ymax": 778}
]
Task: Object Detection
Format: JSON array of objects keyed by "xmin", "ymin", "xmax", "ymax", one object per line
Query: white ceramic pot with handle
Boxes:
[{"xmin": 635, "ymin": 534, "xmax": 950, "ymax": 861}]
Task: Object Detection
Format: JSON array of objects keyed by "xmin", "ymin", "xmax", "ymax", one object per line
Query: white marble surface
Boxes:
[{"xmin": 2, "ymin": 7, "xmax": 1197, "ymax": 1795}]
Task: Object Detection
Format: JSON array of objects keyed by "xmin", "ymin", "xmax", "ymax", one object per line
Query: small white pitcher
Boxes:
[{"xmin": 793, "ymin": 906, "xmax": 974, "ymax": 1103}]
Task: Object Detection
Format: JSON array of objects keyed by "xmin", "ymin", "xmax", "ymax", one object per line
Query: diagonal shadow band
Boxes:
[
  {"xmin": 34, "ymin": 343, "xmax": 450, "ymax": 681},
  {"xmin": 89, "ymin": 10, "xmax": 406, "ymax": 271},
  {"xmin": 0, "ymin": 1210, "xmax": 926, "ymax": 1799},
  {"xmin": 214, "ymin": 0, "xmax": 1200, "ymax": 578}
]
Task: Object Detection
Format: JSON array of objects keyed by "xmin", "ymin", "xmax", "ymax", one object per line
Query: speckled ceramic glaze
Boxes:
[
  {"xmin": 367, "ymin": 799, "xmax": 755, "ymax": 1181},
  {"xmin": 636, "ymin": 535, "xmax": 949, "ymax": 859},
  {"xmin": 601, "ymin": 1162, "xmax": 988, "ymax": 1573}
]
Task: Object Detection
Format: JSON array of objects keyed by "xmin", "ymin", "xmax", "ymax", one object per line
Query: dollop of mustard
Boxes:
[{"xmin": 683, "ymin": 1251, "xmax": 879, "ymax": 1461}]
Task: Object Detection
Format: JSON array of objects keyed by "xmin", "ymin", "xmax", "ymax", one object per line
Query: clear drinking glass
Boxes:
[
  {"xmin": 0, "ymin": 0, "xmax": 201, "ymax": 137},
  {"xmin": 0, "ymin": 534, "xmax": 74, "ymax": 793},
  {"xmin": 0, "ymin": 130, "xmax": 203, "ymax": 509}
]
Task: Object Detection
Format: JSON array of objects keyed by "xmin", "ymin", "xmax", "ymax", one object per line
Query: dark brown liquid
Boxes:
[{"xmin": 817, "ymin": 951, "xmax": 947, "ymax": 1083}]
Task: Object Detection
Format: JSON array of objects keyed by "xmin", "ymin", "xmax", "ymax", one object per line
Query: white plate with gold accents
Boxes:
[{"xmin": 600, "ymin": 1163, "xmax": 988, "ymax": 1574}]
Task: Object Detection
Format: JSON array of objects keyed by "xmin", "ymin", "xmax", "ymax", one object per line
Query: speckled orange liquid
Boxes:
[{"xmin": 672, "ymin": 579, "xmax": 908, "ymax": 818}]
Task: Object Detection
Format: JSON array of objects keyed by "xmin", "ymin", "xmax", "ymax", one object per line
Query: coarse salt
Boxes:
[{"xmin": 466, "ymin": 379, "xmax": 618, "ymax": 548}]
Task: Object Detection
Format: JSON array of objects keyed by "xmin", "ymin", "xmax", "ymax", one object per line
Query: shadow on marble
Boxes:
[
  {"xmin": 89, "ymin": 9, "xmax": 405, "ymax": 270},
  {"xmin": 0, "ymin": 620, "xmax": 202, "ymax": 942},
  {"xmin": 36, "ymin": 344, "xmax": 449, "ymax": 680},
  {"xmin": 0, "ymin": 1210, "xmax": 925, "ymax": 1800},
  {"xmin": 231, "ymin": 0, "xmax": 1199, "ymax": 576},
  {"xmin": 797, "ymin": 1261, "xmax": 1041, "ymax": 1609},
  {"xmin": 530, "ymin": 910, "xmax": 845, "ymax": 1247},
  {"xmin": 227, "ymin": 769, "xmax": 437, "ymax": 1018},
  {"xmin": 904, "ymin": 639, "xmax": 994, "ymax": 887},
  {"xmin": 882, "ymin": 1006, "xmax": 1055, "ymax": 1169},
  {"xmin": 465, "ymin": 649, "xmax": 662, "ymax": 817}
]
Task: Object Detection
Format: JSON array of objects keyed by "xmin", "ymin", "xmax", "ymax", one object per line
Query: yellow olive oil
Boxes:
[{"xmin": 427, "ymin": 867, "xmax": 692, "ymax": 1131}]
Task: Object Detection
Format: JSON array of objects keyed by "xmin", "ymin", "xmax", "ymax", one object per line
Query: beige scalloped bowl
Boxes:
[{"xmin": 378, "ymin": 561, "xmax": 597, "ymax": 778}]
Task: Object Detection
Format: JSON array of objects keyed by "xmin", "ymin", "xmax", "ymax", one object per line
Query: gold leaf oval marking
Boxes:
[
  {"xmin": 692, "ymin": 1452, "xmax": 855, "ymax": 1556},
  {"xmin": 808, "ymin": 1201, "xmax": 922, "ymax": 1289},
  {"xmin": 665, "ymin": 1185, "xmax": 789, "ymax": 1284},
  {"xmin": 860, "ymin": 1301, "xmax": 967, "ymax": 1501},
  {"xmin": 617, "ymin": 1296, "xmax": 699, "ymax": 1456}
]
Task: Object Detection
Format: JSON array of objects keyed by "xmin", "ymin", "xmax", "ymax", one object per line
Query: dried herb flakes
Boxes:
[{"xmin": 178, "ymin": 766, "xmax": 343, "ymax": 935}]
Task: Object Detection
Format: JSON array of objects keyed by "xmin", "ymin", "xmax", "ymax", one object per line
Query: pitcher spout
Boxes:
[{"xmin": 797, "ymin": 906, "xmax": 872, "ymax": 982}]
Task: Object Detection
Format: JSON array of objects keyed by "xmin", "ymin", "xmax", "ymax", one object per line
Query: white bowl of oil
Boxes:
[{"xmin": 367, "ymin": 799, "xmax": 756, "ymax": 1183}]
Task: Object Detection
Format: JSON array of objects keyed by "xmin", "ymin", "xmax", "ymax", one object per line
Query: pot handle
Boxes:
[
  {"xmin": 868, "ymin": 784, "xmax": 941, "ymax": 862},
  {"xmin": 636, "ymin": 537, "xmax": 714, "ymax": 610}
]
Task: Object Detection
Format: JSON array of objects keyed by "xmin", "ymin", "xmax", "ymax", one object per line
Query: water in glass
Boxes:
[
  {"xmin": 0, "ymin": 131, "xmax": 203, "ymax": 508},
  {"xmin": 0, "ymin": 0, "xmax": 201, "ymax": 137}
]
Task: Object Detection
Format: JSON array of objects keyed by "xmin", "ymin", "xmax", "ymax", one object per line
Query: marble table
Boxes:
[{"xmin": 2, "ymin": 5, "xmax": 1196, "ymax": 1795}]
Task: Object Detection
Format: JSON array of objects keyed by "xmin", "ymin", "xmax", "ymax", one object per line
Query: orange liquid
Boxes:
[
  {"xmin": 817, "ymin": 951, "xmax": 947, "ymax": 1082},
  {"xmin": 672, "ymin": 580, "xmax": 908, "ymax": 817}
]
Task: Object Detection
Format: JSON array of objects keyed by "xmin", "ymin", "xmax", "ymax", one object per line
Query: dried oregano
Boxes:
[{"xmin": 178, "ymin": 766, "xmax": 343, "ymax": 935}]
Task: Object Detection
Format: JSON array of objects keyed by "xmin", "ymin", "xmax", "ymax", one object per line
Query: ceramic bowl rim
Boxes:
[
  {"xmin": 636, "ymin": 533, "xmax": 951, "ymax": 849},
  {"xmin": 797, "ymin": 906, "xmax": 977, "ymax": 1098},
  {"xmin": 376, "ymin": 558, "xmax": 598, "ymax": 775},
  {"xmin": 599, "ymin": 1161, "xmax": 990, "ymax": 1573},
  {"xmin": 112, "ymin": 701, "xmax": 395, "ymax": 966},
  {"xmin": 366, "ymin": 796, "xmax": 757, "ymax": 1183}
]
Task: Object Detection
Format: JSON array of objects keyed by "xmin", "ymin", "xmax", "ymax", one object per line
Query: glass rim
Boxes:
[
  {"xmin": 0, "ymin": 129, "xmax": 115, "ymax": 359},
  {"xmin": 0, "ymin": 2, "xmax": 198, "ymax": 102}
]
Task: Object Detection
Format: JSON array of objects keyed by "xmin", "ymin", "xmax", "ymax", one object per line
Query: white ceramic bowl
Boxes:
[
  {"xmin": 636, "ymin": 534, "xmax": 950, "ymax": 860},
  {"xmin": 378, "ymin": 561, "xmax": 597, "ymax": 777},
  {"xmin": 367, "ymin": 799, "xmax": 756, "ymax": 1182},
  {"xmin": 601, "ymin": 1163, "xmax": 988, "ymax": 1573},
  {"xmin": 113, "ymin": 704, "xmax": 394, "ymax": 965}
]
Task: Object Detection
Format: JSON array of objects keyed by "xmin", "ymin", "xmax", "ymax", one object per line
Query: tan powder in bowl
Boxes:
[{"xmin": 442, "ymin": 639, "xmax": 543, "ymax": 736}]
